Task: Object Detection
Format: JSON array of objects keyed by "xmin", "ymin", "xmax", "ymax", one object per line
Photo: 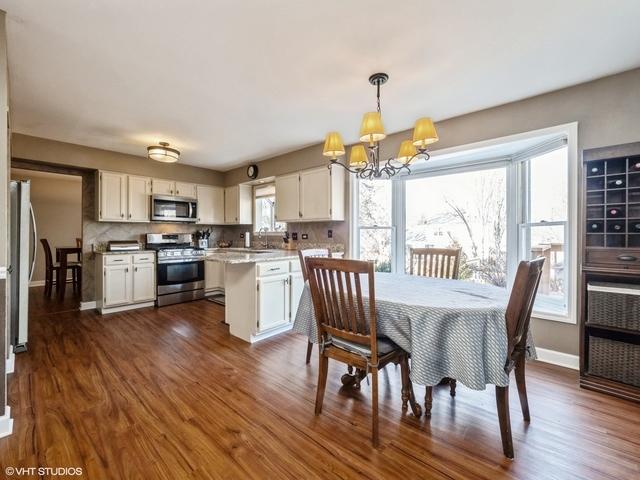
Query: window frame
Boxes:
[
  {"xmin": 349, "ymin": 123, "xmax": 579, "ymax": 324},
  {"xmin": 253, "ymin": 183, "xmax": 284, "ymax": 234}
]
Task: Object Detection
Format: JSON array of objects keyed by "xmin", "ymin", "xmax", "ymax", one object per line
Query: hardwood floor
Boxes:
[{"xmin": 1, "ymin": 300, "xmax": 639, "ymax": 479}]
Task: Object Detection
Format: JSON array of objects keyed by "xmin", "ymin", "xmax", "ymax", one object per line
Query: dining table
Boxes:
[
  {"xmin": 55, "ymin": 246, "xmax": 82, "ymax": 298},
  {"xmin": 292, "ymin": 273, "xmax": 536, "ymax": 390}
]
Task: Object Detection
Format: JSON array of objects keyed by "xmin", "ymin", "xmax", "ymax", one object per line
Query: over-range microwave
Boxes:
[{"xmin": 151, "ymin": 194, "xmax": 198, "ymax": 223}]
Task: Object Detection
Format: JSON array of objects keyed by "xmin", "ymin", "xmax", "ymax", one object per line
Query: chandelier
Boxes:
[
  {"xmin": 148, "ymin": 142, "xmax": 180, "ymax": 163},
  {"xmin": 322, "ymin": 73, "xmax": 439, "ymax": 179}
]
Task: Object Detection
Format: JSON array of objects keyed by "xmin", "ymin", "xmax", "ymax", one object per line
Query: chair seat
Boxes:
[
  {"xmin": 331, "ymin": 336, "xmax": 399, "ymax": 357},
  {"xmin": 53, "ymin": 261, "xmax": 82, "ymax": 269}
]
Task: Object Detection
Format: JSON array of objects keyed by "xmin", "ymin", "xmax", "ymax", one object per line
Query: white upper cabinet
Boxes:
[
  {"xmin": 196, "ymin": 185, "xmax": 224, "ymax": 225},
  {"xmin": 275, "ymin": 173, "xmax": 300, "ymax": 222},
  {"xmin": 99, "ymin": 171, "xmax": 127, "ymax": 221},
  {"xmin": 274, "ymin": 166, "xmax": 345, "ymax": 222},
  {"xmin": 175, "ymin": 182, "xmax": 197, "ymax": 198},
  {"xmin": 127, "ymin": 175, "xmax": 151, "ymax": 222},
  {"xmin": 151, "ymin": 178, "xmax": 175, "ymax": 196},
  {"xmin": 224, "ymin": 184, "xmax": 252, "ymax": 224}
]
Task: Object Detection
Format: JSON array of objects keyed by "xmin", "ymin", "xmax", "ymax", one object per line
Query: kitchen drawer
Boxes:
[
  {"xmin": 290, "ymin": 259, "xmax": 302, "ymax": 272},
  {"xmin": 585, "ymin": 248, "xmax": 640, "ymax": 269},
  {"xmin": 132, "ymin": 253, "xmax": 155, "ymax": 264},
  {"xmin": 104, "ymin": 254, "xmax": 131, "ymax": 266},
  {"xmin": 257, "ymin": 261, "xmax": 289, "ymax": 277}
]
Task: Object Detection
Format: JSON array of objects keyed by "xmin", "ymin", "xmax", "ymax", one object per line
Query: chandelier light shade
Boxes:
[
  {"xmin": 147, "ymin": 142, "xmax": 180, "ymax": 163},
  {"xmin": 322, "ymin": 132, "xmax": 346, "ymax": 158},
  {"xmin": 412, "ymin": 117, "xmax": 439, "ymax": 148},
  {"xmin": 359, "ymin": 112, "xmax": 386, "ymax": 144},
  {"xmin": 323, "ymin": 72, "xmax": 439, "ymax": 179},
  {"xmin": 349, "ymin": 145, "xmax": 368, "ymax": 167},
  {"xmin": 397, "ymin": 140, "xmax": 418, "ymax": 164}
]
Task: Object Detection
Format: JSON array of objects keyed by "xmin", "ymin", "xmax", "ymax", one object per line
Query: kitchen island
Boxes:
[{"xmin": 206, "ymin": 249, "xmax": 304, "ymax": 343}]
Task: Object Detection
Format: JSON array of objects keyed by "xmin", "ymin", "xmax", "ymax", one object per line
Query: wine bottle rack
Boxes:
[{"xmin": 585, "ymin": 154, "xmax": 640, "ymax": 248}]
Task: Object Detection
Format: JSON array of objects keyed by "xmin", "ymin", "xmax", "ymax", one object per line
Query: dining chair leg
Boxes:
[
  {"xmin": 496, "ymin": 385, "xmax": 514, "ymax": 459},
  {"xmin": 371, "ymin": 367, "xmax": 379, "ymax": 447},
  {"xmin": 424, "ymin": 386, "xmax": 433, "ymax": 418},
  {"xmin": 514, "ymin": 356, "xmax": 530, "ymax": 422},
  {"xmin": 72, "ymin": 268, "xmax": 77, "ymax": 292},
  {"xmin": 78, "ymin": 267, "xmax": 82, "ymax": 292},
  {"xmin": 314, "ymin": 354, "xmax": 329, "ymax": 415},
  {"xmin": 305, "ymin": 341, "xmax": 313, "ymax": 364}
]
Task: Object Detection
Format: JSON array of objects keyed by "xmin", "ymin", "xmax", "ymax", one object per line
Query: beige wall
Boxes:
[
  {"xmin": 223, "ymin": 68, "xmax": 640, "ymax": 356},
  {"xmin": 10, "ymin": 169, "xmax": 82, "ymax": 283},
  {"xmin": 12, "ymin": 134, "xmax": 225, "ymax": 186}
]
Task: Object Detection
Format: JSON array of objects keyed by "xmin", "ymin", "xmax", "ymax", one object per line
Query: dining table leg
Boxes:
[{"xmin": 424, "ymin": 386, "xmax": 433, "ymax": 417}]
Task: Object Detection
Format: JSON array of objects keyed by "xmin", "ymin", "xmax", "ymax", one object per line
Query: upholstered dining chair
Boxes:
[
  {"xmin": 40, "ymin": 239, "xmax": 81, "ymax": 296},
  {"xmin": 298, "ymin": 248, "xmax": 331, "ymax": 364},
  {"xmin": 424, "ymin": 257, "xmax": 544, "ymax": 458},
  {"xmin": 306, "ymin": 257, "xmax": 422, "ymax": 447},
  {"xmin": 409, "ymin": 247, "xmax": 462, "ymax": 279}
]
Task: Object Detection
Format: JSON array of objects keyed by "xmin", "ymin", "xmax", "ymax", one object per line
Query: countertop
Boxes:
[
  {"xmin": 95, "ymin": 250, "xmax": 156, "ymax": 255},
  {"xmin": 205, "ymin": 248, "xmax": 299, "ymax": 264}
]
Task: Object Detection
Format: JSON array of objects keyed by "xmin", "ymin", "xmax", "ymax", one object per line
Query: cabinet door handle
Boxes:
[
  {"xmin": 617, "ymin": 255, "xmax": 637, "ymax": 262},
  {"xmin": 299, "ymin": 211, "xmax": 302, "ymax": 218},
  {"xmin": 112, "ymin": 259, "xmax": 123, "ymax": 262},
  {"xmin": 121, "ymin": 213, "xmax": 124, "ymax": 218},
  {"xmin": 134, "ymin": 267, "xmax": 138, "ymax": 272},
  {"xmin": 125, "ymin": 267, "xmax": 129, "ymax": 273},
  {"xmin": 128, "ymin": 213, "xmax": 132, "ymax": 219}
]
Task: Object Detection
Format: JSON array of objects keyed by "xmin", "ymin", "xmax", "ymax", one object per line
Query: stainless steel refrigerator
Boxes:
[{"xmin": 9, "ymin": 180, "xmax": 36, "ymax": 353}]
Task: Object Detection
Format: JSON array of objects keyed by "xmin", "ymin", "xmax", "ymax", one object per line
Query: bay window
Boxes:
[{"xmin": 350, "ymin": 125, "xmax": 577, "ymax": 322}]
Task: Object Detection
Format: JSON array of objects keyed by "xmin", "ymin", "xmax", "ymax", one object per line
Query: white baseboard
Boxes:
[
  {"xmin": 6, "ymin": 351, "xmax": 15, "ymax": 374},
  {"xmin": 0, "ymin": 406, "xmax": 13, "ymax": 438},
  {"xmin": 80, "ymin": 301, "xmax": 97, "ymax": 311},
  {"xmin": 535, "ymin": 347, "xmax": 579, "ymax": 370},
  {"xmin": 29, "ymin": 280, "xmax": 46, "ymax": 287}
]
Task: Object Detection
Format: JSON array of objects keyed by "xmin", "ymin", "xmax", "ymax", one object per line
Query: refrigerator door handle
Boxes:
[{"xmin": 29, "ymin": 203, "xmax": 37, "ymax": 282}]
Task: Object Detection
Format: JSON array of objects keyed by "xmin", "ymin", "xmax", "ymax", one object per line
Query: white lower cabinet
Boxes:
[
  {"xmin": 96, "ymin": 253, "xmax": 156, "ymax": 313},
  {"xmin": 289, "ymin": 270, "xmax": 304, "ymax": 320},
  {"xmin": 257, "ymin": 273, "xmax": 290, "ymax": 333},
  {"xmin": 132, "ymin": 262, "xmax": 156, "ymax": 302},
  {"xmin": 226, "ymin": 257, "xmax": 304, "ymax": 343},
  {"xmin": 104, "ymin": 264, "xmax": 131, "ymax": 307}
]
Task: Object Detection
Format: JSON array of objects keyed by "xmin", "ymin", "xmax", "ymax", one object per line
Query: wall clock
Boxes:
[{"xmin": 247, "ymin": 164, "xmax": 259, "ymax": 179}]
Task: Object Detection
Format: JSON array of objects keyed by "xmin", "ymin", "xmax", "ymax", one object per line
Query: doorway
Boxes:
[{"xmin": 10, "ymin": 168, "xmax": 83, "ymax": 316}]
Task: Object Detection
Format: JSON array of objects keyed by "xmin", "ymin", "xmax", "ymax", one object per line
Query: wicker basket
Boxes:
[
  {"xmin": 587, "ymin": 282, "xmax": 640, "ymax": 331},
  {"xmin": 588, "ymin": 336, "xmax": 640, "ymax": 387}
]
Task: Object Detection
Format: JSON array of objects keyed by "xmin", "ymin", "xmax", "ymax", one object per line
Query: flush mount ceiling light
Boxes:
[
  {"xmin": 147, "ymin": 142, "xmax": 180, "ymax": 163},
  {"xmin": 323, "ymin": 73, "xmax": 439, "ymax": 179}
]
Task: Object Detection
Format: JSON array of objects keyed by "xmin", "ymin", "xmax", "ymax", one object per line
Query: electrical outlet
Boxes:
[
  {"xmin": 327, "ymin": 229, "xmax": 333, "ymax": 239},
  {"xmin": 301, "ymin": 233, "xmax": 309, "ymax": 240},
  {"xmin": 292, "ymin": 232, "xmax": 298, "ymax": 241}
]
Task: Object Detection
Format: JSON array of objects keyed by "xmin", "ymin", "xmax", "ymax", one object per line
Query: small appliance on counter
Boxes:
[
  {"xmin": 146, "ymin": 233, "xmax": 205, "ymax": 306},
  {"xmin": 107, "ymin": 240, "xmax": 141, "ymax": 252}
]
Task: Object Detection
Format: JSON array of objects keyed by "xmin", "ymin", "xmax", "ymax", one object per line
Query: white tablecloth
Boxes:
[{"xmin": 292, "ymin": 273, "xmax": 536, "ymax": 390}]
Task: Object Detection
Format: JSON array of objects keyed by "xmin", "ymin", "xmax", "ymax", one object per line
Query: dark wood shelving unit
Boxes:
[{"xmin": 581, "ymin": 141, "xmax": 640, "ymax": 403}]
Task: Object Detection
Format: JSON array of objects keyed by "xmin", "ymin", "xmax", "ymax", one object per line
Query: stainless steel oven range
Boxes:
[{"xmin": 146, "ymin": 233, "xmax": 205, "ymax": 306}]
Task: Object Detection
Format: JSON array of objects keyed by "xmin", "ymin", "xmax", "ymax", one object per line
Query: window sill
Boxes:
[{"xmin": 531, "ymin": 310, "xmax": 576, "ymax": 324}]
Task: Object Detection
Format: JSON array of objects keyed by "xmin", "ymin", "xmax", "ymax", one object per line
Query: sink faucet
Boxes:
[{"xmin": 258, "ymin": 227, "xmax": 269, "ymax": 248}]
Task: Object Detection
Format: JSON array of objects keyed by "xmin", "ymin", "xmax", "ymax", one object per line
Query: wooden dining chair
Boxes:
[
  {"xmin": 409, "ymin": 247, "xmax": 462, "ymax": 279},
  {"xmin": 298, "ymin": 248, "xmax": 331, "ymax": 364},
  {"xmin": 424, "ymin": 257, "xmax": 544, "ymax": 458},
  {"xmin": 306, "ymin": 257, "xmax": 422, "ymax": 447},
  {"xmin": 409, "ymin": 247, "xmax": 462, "ymax": 396},
  {"xmin": 40, "ymin": 239, "xmax": 81, "ymax": 296}
]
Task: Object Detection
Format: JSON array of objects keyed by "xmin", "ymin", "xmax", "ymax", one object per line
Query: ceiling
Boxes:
[{"xmin": 2, "ymin": 1, "xmax": 640, "ymax": 171}]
